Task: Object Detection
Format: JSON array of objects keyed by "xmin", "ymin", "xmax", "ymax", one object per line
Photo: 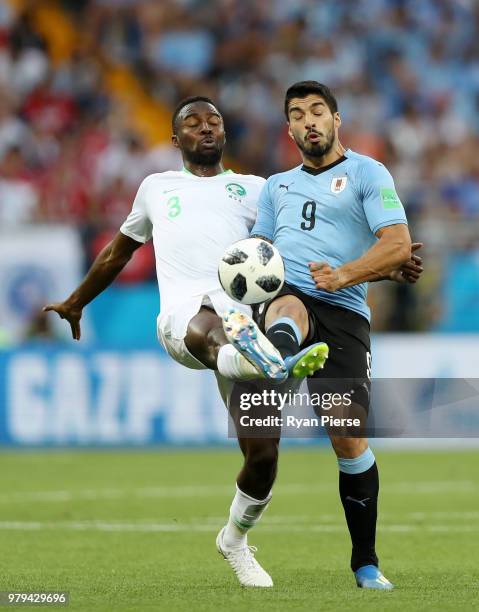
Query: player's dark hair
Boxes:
[
  {"xmin": 172, "ymin": 96, "xmax": 219, "ymax": 134},
  {"xmin": 284, "ymin": 81, "xmax": 338, "ymax": 119}
]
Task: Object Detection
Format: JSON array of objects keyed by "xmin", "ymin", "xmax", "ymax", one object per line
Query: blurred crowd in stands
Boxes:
[{"xmin": 0, "ymin": 0, "xmax": 478, "ymax": 332}]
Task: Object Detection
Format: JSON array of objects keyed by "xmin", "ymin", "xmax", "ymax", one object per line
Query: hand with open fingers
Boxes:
[
  {"xmin": 43, "ymin": 301, "xmax": 83, "ymax": 340},
  {"xmin": 309, "ymin": 261, "xmax": 343, "ymax": 292},
  {"xmin": 390, "ymin": 242, "xmax": 424, "ymax": 284}
]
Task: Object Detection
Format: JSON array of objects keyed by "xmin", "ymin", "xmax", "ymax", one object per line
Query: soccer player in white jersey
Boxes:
[{"xmin": 43, "ymin": 96, "xmax": 328, "ymax": 588}]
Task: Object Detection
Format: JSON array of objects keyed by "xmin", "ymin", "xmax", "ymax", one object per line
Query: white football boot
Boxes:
[
  {"xmin": 216, "ymin": 527, "xmax": 273, "ymax": 587},
  {"xmin": 222, "ymin": 309, "xmax": 287, "ymax": 382}
]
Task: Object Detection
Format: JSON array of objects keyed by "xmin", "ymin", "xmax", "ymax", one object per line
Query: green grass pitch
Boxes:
[{"xmin": 0, "ymin": 449, "xmax": 477, "ymax": 611}]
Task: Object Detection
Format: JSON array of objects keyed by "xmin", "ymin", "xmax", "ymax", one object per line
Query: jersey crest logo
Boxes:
[
  {"xmin": 330, "ymin": 176, "xmax": 347, "ymax": 194},
  {"xmin": 226, "ymin": 183, "xmax": 247, "ymax": 202}
]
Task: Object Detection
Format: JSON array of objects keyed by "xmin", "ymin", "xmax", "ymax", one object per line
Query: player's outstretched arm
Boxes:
[
  {"xmin": 309, "ymin": 224, "xmax": 412, "ymax": 292},
  {"xmin": 43, "ymin": 232, "xmax": 143, "ymax": 340}
]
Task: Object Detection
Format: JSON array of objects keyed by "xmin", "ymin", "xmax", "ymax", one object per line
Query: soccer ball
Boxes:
[{"xmin": 218, "ymin": 238, "xmax": 285, "ymax": 304}]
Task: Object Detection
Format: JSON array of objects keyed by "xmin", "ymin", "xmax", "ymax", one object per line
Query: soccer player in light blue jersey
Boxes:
[{"xmin": 247, "ymin": 81, "xmax": 423, "ymax": 590}]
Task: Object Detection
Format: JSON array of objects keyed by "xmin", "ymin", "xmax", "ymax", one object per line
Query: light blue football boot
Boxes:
[
  {"xmin": 284, "ymin": 343, "xmax": 329, "ymax": 378},
  {"xmin": 354, "ymin": 565, "xmax": 394, "ymax": 590}
]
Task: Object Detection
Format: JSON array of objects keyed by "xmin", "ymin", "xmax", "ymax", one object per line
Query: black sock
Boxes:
[
  {"xmin": 265, "ymin": 319, "xmax": 300, "ymax": 358},
  {"xmin": 339, "ymin": 463, "xmax": 379, "ymax": 571}
]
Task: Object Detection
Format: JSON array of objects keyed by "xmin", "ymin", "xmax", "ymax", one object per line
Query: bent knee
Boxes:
[
  {"xmin": 330, "ymin": 436, "xmax": 369, "ymax": 459},
  {"xmin": 265, "ymin": 295, "xmax": 308, "ymax": 334}
]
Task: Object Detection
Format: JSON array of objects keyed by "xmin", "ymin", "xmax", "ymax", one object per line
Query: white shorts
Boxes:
[
  {"xmin": 157, "ymin": 290, "xmax": 251, "ymax": 370},
  {"xmin": 157, "ymin": 318, "xmax": 207, "ymax": 369}
]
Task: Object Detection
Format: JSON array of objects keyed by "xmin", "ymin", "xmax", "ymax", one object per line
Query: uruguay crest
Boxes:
[{"xmin": 330, "ymin": 176, "xmax": 347, "ymax": 194}]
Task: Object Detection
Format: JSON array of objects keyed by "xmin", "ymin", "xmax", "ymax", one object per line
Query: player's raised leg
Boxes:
[
  {"xmin": 264, "ymin": 294, "xmax": 329, "ymax": 376},
  {"xmin": 185, "ymin": 306, "xmax": 286, "ymax": 381},
  {"xmin": 330, "ymin": 435, "xmax": 393, "ymax": 590}
]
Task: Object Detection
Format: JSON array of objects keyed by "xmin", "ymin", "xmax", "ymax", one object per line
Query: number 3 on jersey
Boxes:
[
  {"xmin": 301, "ymin": 200, "xmax": 316, "ymax": 231},
  {"xmin": 167, "ymin": 195, "xmax": 181, "ymax": 218}
]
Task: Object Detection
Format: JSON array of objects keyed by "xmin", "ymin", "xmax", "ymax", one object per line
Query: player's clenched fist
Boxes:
[{"xmin": 309, "ymin": 261, "xmax": 342, "ymax": 292}]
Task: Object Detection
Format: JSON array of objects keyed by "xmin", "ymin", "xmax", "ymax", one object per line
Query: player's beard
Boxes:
[
  {"xmin": 184, "ymin": 145, "xmax": 223, "ymax": 166},
  {"xmin": 295, "ymin": 120, "xmax": 335, "ymax": 159}
]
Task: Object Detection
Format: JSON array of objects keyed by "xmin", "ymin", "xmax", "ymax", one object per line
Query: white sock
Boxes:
[
  {"xmin": 217, "ymin": 344, "xmax": 258, "ymax": 380},
  {"xmin": 222, "ymin": 485, "xmax": 272, "ymax": 549}
]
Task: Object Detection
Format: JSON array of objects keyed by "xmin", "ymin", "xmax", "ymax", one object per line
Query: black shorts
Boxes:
[{"xmin": 254, "ymin": 283, "xmax": 371, "ymax": 413}]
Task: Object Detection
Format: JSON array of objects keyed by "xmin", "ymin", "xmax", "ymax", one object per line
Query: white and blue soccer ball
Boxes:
[{"xmin": 218, "ymin": 238, "xmax": 285, "ymax": 304}]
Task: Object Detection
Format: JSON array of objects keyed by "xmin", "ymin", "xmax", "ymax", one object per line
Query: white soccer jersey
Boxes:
[{"xmin": 120, "ymin": 169, "xmax": 265, "ymax": 338}]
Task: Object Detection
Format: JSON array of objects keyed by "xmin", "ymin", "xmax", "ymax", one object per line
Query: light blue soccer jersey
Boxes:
[{"xmin": 251, "ymin": 149, "xmax": 408, "ymax": 321}]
